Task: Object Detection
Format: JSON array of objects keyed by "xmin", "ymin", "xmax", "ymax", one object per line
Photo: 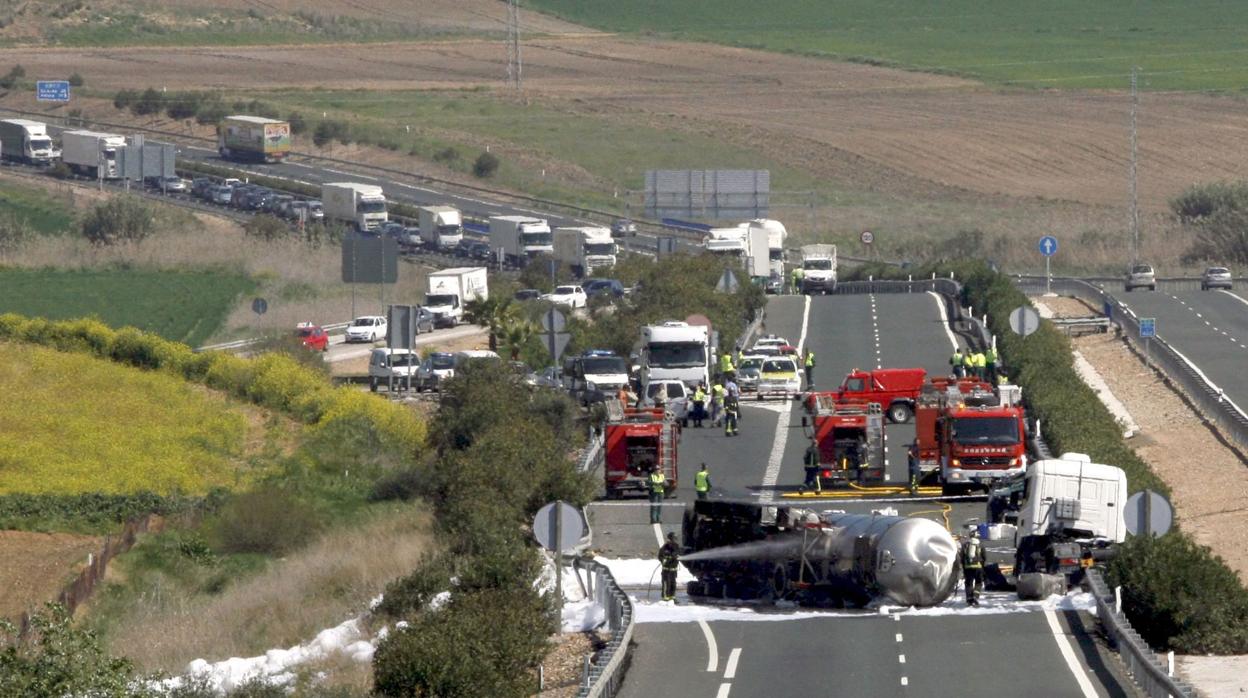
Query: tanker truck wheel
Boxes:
[{"xmin": 771, "ymin": 563, "xmax": 790, "ymax": 599}]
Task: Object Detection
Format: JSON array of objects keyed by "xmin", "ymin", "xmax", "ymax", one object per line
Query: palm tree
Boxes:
[
  {"xmin": 501, "ymin": 319, "xmax": 536, "ymax": 361},
  {"xmin": 464, "ymin": 296, "xmax": 519, "ymax": 353}
]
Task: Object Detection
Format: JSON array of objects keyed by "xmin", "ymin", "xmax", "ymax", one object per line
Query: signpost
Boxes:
[
  {"xmin": 1038, "ymin": 235, "xmax": 1058, "ymax": 295},
  {"xmin": 251, "ymin": 298, "xmax": 268, "ymax": 317},
  {"xmin": 1140, "ymin": 317, "xmax": 1156, "ymax": 363},
  {"xmin": 1008, "ymin": 305, "xmax": 1041, "ymax": 337},
  {"xmin": 860, "ymin": 230, "xmax": 874, "ymax": 246},
  {"xmin": 1124, "ymin": 489, "xmax": 1173, "ymax": 538},
  {"xmin": 36, "ymin": 80, "xmax": 70, "ymax": 103},
  {"xmin": 533, "ymin": 500, "xmax": 590, "ymax": 617},
  {"xmin": 715, "ymin": 267, "xmax": 739, "ymax": 294}
]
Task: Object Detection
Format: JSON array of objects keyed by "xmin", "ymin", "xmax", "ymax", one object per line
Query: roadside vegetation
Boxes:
[{"xmin": 1170, "ymin": 180, "xmax": 1248, "ymax": 266}]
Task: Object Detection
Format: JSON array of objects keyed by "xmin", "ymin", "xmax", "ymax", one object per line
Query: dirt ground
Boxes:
[
  {"xmin": 0, "ymin": 530, "xmax": 101, "ymax": 620},
  {"xmin": 536, "ymin": 632, "xmax": 603, "ymax": 697}
]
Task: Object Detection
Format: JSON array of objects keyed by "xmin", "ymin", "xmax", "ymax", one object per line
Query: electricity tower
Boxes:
[{"xmin": 506, "ymin": 0, "xmax": 522, "ymax": 89}]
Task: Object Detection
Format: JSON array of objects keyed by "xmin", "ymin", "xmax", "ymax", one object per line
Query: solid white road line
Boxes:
[
  {"xmin": 652, "ymin": 523, "xmax": 664, "ymax": 547},
  {"xmin": 724, "ymin": 648, "xmax": 742, "ymax": 680},
  {"xmin": 927, "ymin": 291, "xmax": 959, "ymax": 351},
  {"xmin": 716, "ymin": 683, "xmax": 732, "ymax": 698},
  {"xmin": 698, "ymin": 619, "xmax": 719, "ymax": 672},
  {"xmin": 1220, "ymin": 289, "xmax": 1248, "ymax": 309},
  {"xmin": 1044, "ymin": 609, "xmax": 1099, "ymax": 698},
  {"xmin": 796, "ymin": 294, "xmax": 812, "ymax": 353},
  {"xmin": 762, "ymin": 296, "xmax": 811, "ymax": 502}
]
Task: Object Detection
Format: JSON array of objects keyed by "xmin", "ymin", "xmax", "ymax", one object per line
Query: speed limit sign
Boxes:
[{"xmin": 860, "ymin": 230, "xmax": 874, "ymax": 245}]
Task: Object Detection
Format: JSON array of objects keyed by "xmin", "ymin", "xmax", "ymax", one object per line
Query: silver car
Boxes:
[
  {"xmin": 1125, "ymin": 263, "xmax": 1156, "ymax": 292},
  {"xmin": 1201, "ymin": 266, "xmax": 1233, "ymax": 291},
  {"xmin": 736, "ymin": 356, "xmax": 766, "ymax": 392}
]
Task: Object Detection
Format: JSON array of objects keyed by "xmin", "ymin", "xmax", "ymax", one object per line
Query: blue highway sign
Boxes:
[
  {"xmin": 1038, "ymin": 235, "xmax": 1059, "ymax": 257},
  {"xmin": 1139, "ymin": 318, "xmax": 1156, "ymax": 338},
  {"xmin": 36, "ymin": 80, "xmax": 70, "ymax": 102}
]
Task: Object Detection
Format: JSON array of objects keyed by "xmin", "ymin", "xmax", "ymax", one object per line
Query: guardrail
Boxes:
[
  {"xmin": 195, "ymin": 321, "xmax": 351, "ymax": 353},
  {"xmin": 576, "ymin": 432, "xmax": 605, "ymax": 475},
  {"xmin": 573, "ymin": 557, "xmax": 635, "ymax": 698},
  {"xmin": 1014, "ymin": 275, "xmax": 1248, "ymax": 453},
  {"xmin": 1085, "ymin": 569, "xmax": 1199, "ymax": 698}
]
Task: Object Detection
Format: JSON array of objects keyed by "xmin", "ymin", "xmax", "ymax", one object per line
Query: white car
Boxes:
[
  {"xmin": 543, "ymin": 285, "xmax": 588, "ymax": 309},
  {"xmin": 756, "ymin": 357, "xmax": 802, "ymax": 400},
  {"xmin": 345, "ymin": 315, "xmax": 387, "ymax": 343},
  {"xmin": 639, "ymin": 379, "xmax": 689, "ymax": 424},
  {"xmin": 752, "ymin": 335, "xmax": 790, "ymax": 351}
]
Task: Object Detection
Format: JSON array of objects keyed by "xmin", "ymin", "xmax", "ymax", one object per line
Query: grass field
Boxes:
[
  {"xmin": 0, "ymin": 181, "xmax": 74, "ymax": 234},
  {"xmin": 0, "ymin": 343, "xmax": 255, "ymax": 496},
  {"xmin": 529, "ymin": 0, "xmax": 1248, "ymax": 90},
  {"xmin": 0, "ymin": 268, "xmax": 254, "ymax": 347}
]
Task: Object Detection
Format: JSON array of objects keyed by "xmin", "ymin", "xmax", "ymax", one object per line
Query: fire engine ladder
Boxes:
[
  {"xmin": 658, "ymin": 423, "xmax": 676, "ymax": 483},
  {"xmin": 865, "ymin": 406, "xmax": 885, "ymax": 471}
]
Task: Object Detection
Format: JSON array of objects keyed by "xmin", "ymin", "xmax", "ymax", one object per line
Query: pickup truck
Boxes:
[{"xmin": 805, "ymin": 367, "xmax": 928, "ymax": 423}]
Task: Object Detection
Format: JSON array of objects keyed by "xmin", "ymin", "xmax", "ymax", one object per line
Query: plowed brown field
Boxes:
[{"xmin": 0, "ymin": 530, "xmax": 100, "ymax": 620}]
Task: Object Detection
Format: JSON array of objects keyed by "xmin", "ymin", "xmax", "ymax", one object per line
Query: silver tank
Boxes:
[{"xmin": 819, "ymin": 512, "xmax": 959, "ymax": 606}]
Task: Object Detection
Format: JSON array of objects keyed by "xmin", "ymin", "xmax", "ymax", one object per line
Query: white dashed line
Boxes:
[
  {"xmin": 901, "ymin": 677, "xmax": 909, "ymax": 687},
  {"xmin": 896, "ymin": 633, "xmax": 903, "ymax": 642},
  {"xmin": 898, "ymin": 654, "xmax": 906, "ymax": 664},
  {"xmin": 724, "ymin": 648, "xmax": 742, "ymax": 679},
  {"xmin": 716, "ymin": 683, "xmax": 732, "ymax": 698}
]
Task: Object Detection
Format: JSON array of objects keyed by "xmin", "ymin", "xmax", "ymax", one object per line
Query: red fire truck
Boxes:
[
  {"xmin": 803, "ymin": 367, "xmax": 929, "ymax": 424},
  {"xmin": 909, "ymin": 380, "xmax": 1027, "ymax": 493},
  {"xmin": 603, "ymin": 404, "xmax": 680, "ymax": 499},
  {"xmin": 801, "ymin": 396, "xmax": 886, "ymax": 485}
]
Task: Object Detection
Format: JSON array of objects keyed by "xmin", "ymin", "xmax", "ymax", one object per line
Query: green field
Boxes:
[
  {"xmin": 529, "ymin": 0, "xmax": 1248, "ymax": 90},
  {"xmin": 0, "ymin": 269, "xmax": 253, "ymax": 347},
  {"xmin": 0, "ymin": 181, "xmax": 75, "ymax": 234}
]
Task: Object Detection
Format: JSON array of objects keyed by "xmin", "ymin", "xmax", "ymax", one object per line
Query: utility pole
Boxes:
[
  {"xmin": 506, "ymin": 0, "xmax": 522, "ymax": 89},
  {"xmin": 1128, "ymin": 66, "xmax": 1140, "ymax": 265}
]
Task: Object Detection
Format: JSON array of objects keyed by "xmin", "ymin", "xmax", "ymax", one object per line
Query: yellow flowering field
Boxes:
[{"xmin": 0, "ymin": 342, "xmax": 254, "ymax": 495}]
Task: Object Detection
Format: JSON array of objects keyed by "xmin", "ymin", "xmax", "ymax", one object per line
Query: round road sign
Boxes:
[
  {"xmin": 860, "ymin": 230, "xmax": 875, "ymax": 245},
  {"xmin": 251, "ymin": 297, "xmax": 268, "ymax": 316},
  {"xmin": 1124, "ymin": 490, "xmax": 1173, "ymax": 538},
  {"xmin": 533, "ymin": 501, "xmax": 587, "ymax": 553},
  {"xmin": 1008, "ymin": 305, "xmax": 1040, "ymax": 337}
]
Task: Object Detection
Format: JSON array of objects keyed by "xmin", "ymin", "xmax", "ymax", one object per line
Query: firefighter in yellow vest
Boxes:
[
  {"xmin": 648, "ymin": 467, "xmax": 666, "ymax": 524},
  {"xmin": 719, "ymin": 352, "xmax": 735, "ymax": 379},
  {"xmin": 972, "ymin": 351, "xmax": 987, "ymax": 379},
  {"xmin": 694, "ymin": 463, "xmax": 711, "ymax": 500}
]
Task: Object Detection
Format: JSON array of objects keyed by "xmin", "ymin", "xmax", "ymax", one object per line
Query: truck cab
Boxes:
[
  {"xmin": 562, "ymin": 350, "xmax": 630, "ymax": 404},
  {"xmin": 640, "ymin": 321, "xmax": 711, "ymax": 390},
  {"xmin": 703, "ymin": 227, "xmax": 747, "ymax": 258},
  {"xmin": 825, "ymin": 367, "xmax": 928, "ymax": 423},
  {"xmin": 603, "ymin": 404, "xmax": 679, "ymax": 499},
  {"xmin": 910, "ymin": 381, "xmax": 1027, "ymax": 493},
  {"xmin": 418, "ymin": 206, "xmax": 463, "ymax": 250},
  {"xmin": 799, "ymin": 244, "xmax": 838, "ymax": 294},
  {"xmin": 801, "ymin": 398, "xmax": 886, "ymax": 484}
]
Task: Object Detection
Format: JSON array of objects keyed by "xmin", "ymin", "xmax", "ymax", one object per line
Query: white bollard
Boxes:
[
  {"xmin": 1115, "ymin": 586, "xmax": 1122, "ymax": 615},
  {"xmin": 1167, "ymin": 650, "xmax": 1174, "ymax": 677}
]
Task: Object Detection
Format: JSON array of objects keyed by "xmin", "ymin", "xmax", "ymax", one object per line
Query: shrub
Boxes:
[
  {"xmin": 312, "ymin": 120, "xmax": 350, "ymax": 147},
  {"xmin": 368, "ymin": 466, "xmax": 424, "ymax": 503},
  {"xmin": 132, "ymin": 87, "xmax": 163, "ymax": 116},
  {"xmin": 67, "ymin": 72, "xmax": 84, "ymax": 87},
  {"xmin": 113, "ymin": 88, "xmax": 138, "ymax": 111},
  {"xmin": 432, "ymin": 146, "xmax": 459, "ymax": 165},
  {"xmin": 211, "ymin": 486, "xmax": 324, "ymax": 555},
  {"xmin": 80, "ymin": 196, "xmax": 155, "ymax": 245},
  {"xmin": 0, "ymin": 64, "xmax": 25, "ymax": 90},
  {"xmin": 195, "ymin": 100, "xmax": 229, "ymax": 126},
  {"xmin": 243, "ymin": 213, "xmax": 291, "ymax": 242},
  {"xmin": 308, "ymin": 388, "xmax": 426, "ymax": 465},
  {"xmin": 287, "ymin": 111, "xmax": 307, "ymax": 135},
  {"xmin": 245, "ymin": 353, "xmax": 332, "ymax": 421},
  {"xmin": 0, "ymin": 604, "xmax": 147, "ymax": 696},
  {"xmin": 47, "ymin": 162, "xmax": 71, "ymax": 179},
  {"xmin": 0, "ymin": 211, "xmax": 34, "ymax": 253},
  {"xmin": 472, "ymin": 151, "xmax": 500, "ymax": 178},
  {"xmin": 166, "ymin": 91, "xmax": 202, "ymax": 120}
]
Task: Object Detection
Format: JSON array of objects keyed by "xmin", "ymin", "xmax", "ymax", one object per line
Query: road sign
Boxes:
[
  {"xmin": 1038, "ymin": 235, "xmax": 1058, "ymax": 257},
  {"xmin": 36, "ymin": 80, "xmax": 70, "ymax": 102},
  {"xmin": 533, "ymin": 501, "xmax": 588, "ymax": 553},
  {"xmin": 715, "ymin": 268, "xmax": 739, "ymax": 294},
  {"xmin": 1009, "ymin": 305, "xmax": 1040, "ymax": 337},
  {"xmin": 540, "ymin": 308, "xmax": 566, "ymax": 333},
  {"xmin": 1139, "ymin": 318, "xmax": 1156, "ymax": 338},
  {"xmin": 860, "ymin": 230, "xmax": 874, "ymax": 245},
  {"xmin": 1124, "ymin": 489, "xmax": 1173, "ymax": 538},
  {"xmin": 545, "ymin": 332, "xmax": 571, "ymax": 363},
  {"xmin": 251, "ymin": 298, "xmax": 268, "ymax": 316}
]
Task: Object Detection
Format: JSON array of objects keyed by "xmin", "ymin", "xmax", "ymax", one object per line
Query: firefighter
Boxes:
[
  {"xmin": 804, "ymin": 350, "xmax": 816, "ymax": 387},
  {"xmin": 658, "ymin": 532, "xmax": 680, "ymax": 601},
  {"xmin": 950, "ymin": 348, "xmax": 965, "ymax": 378},
  {"xmin": 985, "ymin": 345, "xmax": 998, "ymax": 383},
  {"xmin": 961, "ymin": 528, "xmax": 986, "ymax": 606},
  {"xmin": 908, "ymin": 451, "xmax": 922, "ymax": 495},
  {"xmin": 973, "ymin": 351, "xmax": 987, "ymax": 379},
  {"xmin": 734, "ymin": 347, "xmax": 743, "ymax": 368},
  {"xmin": 691, "ymin": 383, "xmax": 707, "ymax": 428},
  {"xmin": 803, "ymin": 436, "xmax": 822, "ymax": 493},
  {"xmin": 723, "ymin": 393, "xmax": 740, "ymax": 436},
  {"xmin": 648, "ymin": 466, "xmax": 666, "ymax": 524},
  {"xmin": 710, "ymin": 381, "xmax": 726, "ymax": 426},
  {"xmin": 694, "ymin": 463, "xmax": 711, "ymax": 500}
]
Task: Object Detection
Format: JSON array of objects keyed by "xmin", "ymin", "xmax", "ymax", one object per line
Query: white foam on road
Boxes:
[{"xmin": 595, "ymin": 556, "xmax": 696, "ymax": 586}]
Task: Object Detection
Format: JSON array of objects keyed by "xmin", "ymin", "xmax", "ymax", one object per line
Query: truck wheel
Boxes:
[
  {"xmin": 771, "ymin": 563, "xmax": 789, "ymax": 598},
  {"xmin": 888, "ymin": 402, "xmax": 912, "ymax": 424}
]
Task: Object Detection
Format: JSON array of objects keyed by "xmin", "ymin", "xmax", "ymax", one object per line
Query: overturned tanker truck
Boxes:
[{"xmin": 681, "ymin": 500, "xmax": 959, "ymax": 607}]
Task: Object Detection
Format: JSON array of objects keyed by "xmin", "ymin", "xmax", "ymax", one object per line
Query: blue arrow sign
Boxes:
[
  {"xmin": 36, "ymin": 80, "xmax": 70, "ymax": 102},
  {"xmin": 1038, "ymin": 235, "xmax": 1059, "ymax": 257},
  {"xmin": 1139, "ymin": 318, "xmax": 1156, "ymax": 338}
]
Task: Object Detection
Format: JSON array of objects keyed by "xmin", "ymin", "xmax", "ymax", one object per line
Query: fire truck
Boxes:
[
  {"xmin": 603, "ymin": 402, "xmax": 680, "ymax": 499},
  {"xmin": 909, "ymin": 379, "xmax": 1027, "ymax": 493},
  {"xmin": 800, "ymin": 396, "xmax": 886, "ymax": 485},
  {"xmin": 803, "ymin": 367, "xmax": 928, "ymax": 424}
]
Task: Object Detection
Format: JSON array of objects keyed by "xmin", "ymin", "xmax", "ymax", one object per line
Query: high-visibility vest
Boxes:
[
  {"xmin": 720, "ymin": 354, "xmax": 734, "ymax": 373},
  {"xmin": 974, "ymin": 352, "xmax": 987, "ymax": 368},
  {"xmin": 962, "ymin": 539, "xmax": 983, "ymax": 569},
  {"xmin": 805, "ymin": 352, "xmax": 815, "ymax": 368},
  {"xmin": 649, "ymin": 471, "xmax": 666, "ymax": 495},
  {"xmin": 794, "ymin": 268, "xmax": 805, "ymax": 280},
  {"xmin": 951, "ymin": 351, "xmax": 963, "ymax": 367},
  {"xmin": 694, "ymin": 388, "xmax": 706, "ymax": 403},
  {"xmin": 695, "ymin": 470, "xmax": 710, "ymax": 492},
  {"xmin": 712, "ymin": 384, "xmax": 725, "ymax": 403},
  {"xmin": 962, "ymin": 353, "xmax": 975, "ymax": 368},
  {"xmin": 985, "ymin": 348, "xmax": 997, "ymax": 364}
]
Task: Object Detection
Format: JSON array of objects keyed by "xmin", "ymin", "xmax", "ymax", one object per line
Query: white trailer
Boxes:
[
  {"xmin": 0, "ymin": 119, "xmax": 55, "ymax": 165},
  {"xmin": 744, "ymin": 225, "xmax": 771, "ymax": 279},
  {"xmin": 424, "ymin": 266, "xmax": 488, "ymax": 327},
  {"xmin": 553, "ymin": 226, "xmax": 617, "ymax": 277},
  {"xmin": 322, "ymin": 182, "xmax": 387, "ymax": 232},
  {"xmin": 418, "ymin": 206, "xmax": 463, "ymax": 250},
  {"xmin": 740, "ymin": 218, "xmax": 788, "ymax": 276},
  {"xmin": 799, "ymin": 244, "xmax": 838, "ymax": 294},
  {"xmin": 488, "ymin": 215, "xmax": 553, "ymax": 265},
  {"xmin": 61, "ymin": 130, "xmax": 126, "ymax": 180}
]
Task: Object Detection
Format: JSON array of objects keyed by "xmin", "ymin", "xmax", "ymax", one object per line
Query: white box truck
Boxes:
[
  {"xmin": 418, "ymin": 206, "xmax": 463, "ymax": 250},
  {"xmin": 424, "ymin": 266, "xmax": 488, "ymax": 328},
  {"xmin": 0, "ymin": 119, "xmax": 55, "ymax": 165},
  {"xmin": 799, "ymin": 244, "xmax": 838, "ymax": 294},
  {"xmin": 488, "ymin": 215, "xmax": 553, "ymax": 265},
  {"xmin": 553, "ymin": 226, "xmax": 617, "ymax": 277},
  {"xmin": 322, "ymin": 182, "xmax": 387, "ymax": 232},
  {"xmin": 740, "ymin": 219, "xmax": 788, "ymax": 276},
  {"xmin": 61, "ymin": 130, "xmax": 126, "ymax": 179}
]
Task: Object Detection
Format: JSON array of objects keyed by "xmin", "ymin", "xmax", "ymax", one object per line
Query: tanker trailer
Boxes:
[{"xmin": 681, "ymin": 500, "xmax": 958, "ymax": 607}]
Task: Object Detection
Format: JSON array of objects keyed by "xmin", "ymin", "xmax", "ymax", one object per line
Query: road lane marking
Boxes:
[
  {"xmin": 1044, "ymin": 609, "xmax": 1099, "ymax": 698},
  {"xmin": 927, "ymin": 291, "xmax": 959, "ymax": 351},
  {"xmin": 716, "ymin": 684, "xmax": 732, "ymax": 698},
  {"xmin": 796, "ymin": 294, "xmax": 811, "ymax": 353},
  {"xmin": 901, "ymin": 677, "xmax": 909, "ymax": 686},
  {"xmin": 698, "ymin": 619, "xmax": 719, "ymax": 672},
  {"xmin": 898, "ymin": 654, "xmax": 906, "ymax": 664},
  {"xmin": 652, "ymin": 523, "xmax": 664, "ymax": 546},
  {"xmin": 896, "ymin": 633, "xmax": 903, "ymax": 642},
  {"xmin": 1220, "ymin": 289, "xmax": 1248, "ymax": 309},
  {"xmin": 724, "ymin": 648, "xmax": 742, "ymax": 679},
  {"xmin": 762, "ymin": 296, "xmax": 811, "ymax": 502}
]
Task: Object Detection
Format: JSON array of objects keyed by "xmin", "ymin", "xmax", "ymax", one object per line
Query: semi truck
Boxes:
[
  {"xmin": 639, "ymin": 321, "xmax": 712, "ymax": 390},
  {"xmin": 61, "ymin": 130, "xmax": 126, "ymax": 179},
  {"xmin": 322, "ymin": 182, "xmax": 387, "ymax": 232},
  {"xmin": 553, "ymin": 226, "xmax": 617, "ymax": 277},
  {"xmin": 910, "ymin": 379, "xmax": 1028, "ymax": 494},
  {"xmin": 703, "ymin": 227, "xmax": 747, "ymax": 258},
  {"xmin": 217, "ymin": 116, "xmax": 291, "ymax": 163},
  {"xmin": 603, "ymin": 402, "xmax": 680, "ymax": 499},
  {"xmin": 799, "ymin": 244, "xmax": 837, "ymax": 294},
  {"xmin": 417, "ymin": 206, "xmax": 463, "ymax": 251},
  {"xmin": 741, "ymin": 219, "xmax": 787, "ymax": 276},
  {"xmin": 488, "ymin": 215, "xmax": 553, "ymax": 265},
  {"xmin": 0, "ymin": 119, "xmax": 56, "ymax": 165},
  {"xmin": 800, "ymin": 398, "xmax": 886, "ymax": 485},
  {"xmin": 424, "ymin": 266, "xmax": 488, "ymax": 328}
]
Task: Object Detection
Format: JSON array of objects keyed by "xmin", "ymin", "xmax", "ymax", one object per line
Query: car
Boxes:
[
  {"xmin": 454, "ymin": 239, "xmax": 475, "ymax": 258},
  {"xmin": 1125, "ymin": 263, "xmax": 1156, "ymax": 292},
  {"xmin": 639, "ymin": 379, "xmax": 689, "ymax": 424},
  {"xmin": 764, "ymin": 273, "xmax": 783, "ymax": 295},
  {"xmin": 530, "ymin": 366, "xmax": 563, "ymax": 390},
  {"xmin": 295, "ymin": 322, "xmax": 329, "ymax": 352},
  {"xmin": 753, "ymin": 335, "xmax": 790, "ymax": 350},
  {"xmin": 377, "ymin": 221, "xmax": 407, "ymax": 240},
  {"xmin": 747, "ymin": 345, "xmax": 782, "ymax": 358},
  {"xmin": 468, "ymin": 241, "xmax": 493, "ymax": 262},
  {"xmin": 736, "ymin": 355, "xmax": 766, "ymax": 392},
  {"xmin": 584, "ymin": 278, "xmax": 626, "ymax": 299},
  {"xmin": 368, "ymin": 348, "xmax": 421, "ymax": 392},
  {"xmin": 306, "ymin": 201, "xmax": 325, "ymax": 220},
  {"xmin": 249, "ymin": 189, "xmax": 276, "ymax": 211},
  {"xmin": 191, "ymin": 178, "xmax": 215, "ymax": 199},
  {"xmin": 756, "ymin": 356, "xmax": 802, "ymax": 400},
  {"xmin": 611, "ymin": 219, "xmax": 637, "ymax": 237},
  {"xmin": 514, "ymin": 288, "xmax": 543, "ymax": 301},
  {"xmin": 209, "ymin": 185, "xmax": 234, "ymax": 205},
  {"xmin": 543, "ymin": 284, "xmax": 588, "ymax": 309},
  {"xmin": 145, "ymin": 175, "xmax": 188, "ymax": 193},
  {"xmin": 1201, "ymin": 266, "xmax": 1233, "ymax": 291},
  {"xmin": 345, "ymin": 315, "xmax": 387, "ymax": 343},
  {"xmin": 230, "ymin": 184, "xmax": 258, "ymax": 208},
  {"xmin": 415, "ymin": 352, "xmax": 457, "ymax": 392},
  {"xmin": 266, "ymin": 194, "xmax": 295, "ymax": 216}
]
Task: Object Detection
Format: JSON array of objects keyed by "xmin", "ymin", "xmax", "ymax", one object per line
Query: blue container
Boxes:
[{"xmin": 977, "ymin": 523, "xmax": 990, "ymax": 539}]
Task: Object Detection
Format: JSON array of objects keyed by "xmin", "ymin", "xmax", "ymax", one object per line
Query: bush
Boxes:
[
  {"xmin": 166, "ymin": 91, "xmax": 202, "ymax": 120},
  {"xmin": 47, "ymin": 162, "xmax": 71, "ymax": 180},
  {"xmin": 113, "ymin": 88, "xmax": 138, "ymax": 111},
  {"xmin": 312, "ymin": 120, "xmax": 351, "ymax": 147},
  {"xmin": 243, "ymin": 213, "xmax": 291, "ymax": 242},
  {"xmin": 195, "ymin": 100, "xmax": 229, "ymax": 126},
  {"xmin": 287, "ymin": 111, "xmax": 308, "ymax": 135},
  {"xmin": 472, "ymin": 151, "xmax": 500, "ymax": 178},
  {"xmin": 368, "ymin": 466, "xmax": 424, "ymax": 503},
  {"xmin": 432, "ymin": 146, "xmax": 459, "ymax": 165},
  {"xmin": 80, "ymin": 196, "xmax": 155, "ymax": 245},
  {"xmin": 67, "ymin": 72, "xmax": 84, "ymax": 87},
  {"xmin": 132, "ymin": 87, "xmax": 163, "ymax": 116},
  {"xmin": 0, "ymin": 64, "xmax": 25, "ymax": 90},
  {"xmin": 211, "ymin": 486, "xmax": 324, "ymax": 555},
  {"xmin": 0, "ymin": 604, "xmax": 149, "ymax": 697}
]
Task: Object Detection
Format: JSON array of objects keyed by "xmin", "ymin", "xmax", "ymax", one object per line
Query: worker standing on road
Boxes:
[
  {"xmin": 985, "ymin": 346, "xmax": 998, "ymax": 383},
  {"xmin": 691, "ymin": 383, "xmax": 707, "ymax": 428},
  {"xmin": 723, "ymin": 393, "xmax": 740, "ymax": 437},
  {"xmin": 648, "ymin": 466, "xmax": 666, "ymax": 524},
  {"xmin": 973, "ymin": 351, "xmax": 987, "ymax": 379},
  {"xmin": 961, "ymin": 528, "xmax": 986, "ymax": 606},
  {"xmin": 950, "ymin": 348, "xmax": 965, "ymax": 378},
  {"xmin": 803, "ymin": 436, "xmax": 822, "ymax": 493},
  {"xmin": 804, "ymin": 350, "xmax": 816, "ymax": 387},
  {"xmin": 694, "ymin": 463, "xmax": 711, "ymax": 500},
  {"xmin": 719, "ymin": 352, "xmax": 735, "ymax": 381},
  {"xmin": 659, "ymin": 532, "xmax": 680, "ymax": 602},
  {"xmin": 792, "ymin": 266, "xmax": 805, "ymax": 295},
  {"xmin": 710, "ymin": 381, "xmax": 726, "ymax": 426},
  {"xmin": 962, "ymin": 351, "xmax": 975, "ymax": 379},
  {"xmin": 908, "ymin": 451, "xmax": 922, "ymax": 495}
]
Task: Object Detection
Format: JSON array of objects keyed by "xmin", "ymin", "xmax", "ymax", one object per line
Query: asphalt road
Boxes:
[
  {"xmin": 1114, "ymin": 287, "xmax": 1248, "ymax": 414},
  {"xmin": 593, "ymin": 292, "xmax": 1132, "ymax": 698}
]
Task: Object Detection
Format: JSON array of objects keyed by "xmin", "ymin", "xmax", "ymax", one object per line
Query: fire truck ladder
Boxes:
[{"xmin": 658, "ymin": 422, "xmax": 677, "ymax": 493}]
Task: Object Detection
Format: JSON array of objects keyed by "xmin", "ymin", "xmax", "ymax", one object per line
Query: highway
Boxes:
[
  {"xmin": 1114, "ymin": 287, "xmax": 1248, "ymax": 414},
  {"xmin": 590, "ymin": 292, "xmax": 1134, "ymax": 698}
]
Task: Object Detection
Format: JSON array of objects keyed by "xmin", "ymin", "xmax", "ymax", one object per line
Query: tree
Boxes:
[
  {"xmin": 132, "ymin": 87, "xmax": 163, "ymax": 116},
  {"xmin": 500, "ymin": 319, "xmax": 536, "ymax": 361},
  {"xmin": 165, "ymin": 91, "xmax": 201, "ymax": 120},
  {"xmin": 287, "ymin": 111, "xmax": 308, "ymax": 135},
  {"xmin": 473, "ymin": 151, "xmax": 500, "ymax": 178},
  {"xmin": 243, "ymin": 214, "xmax": 291, "ymax": 242},
  {"xmin": 113, "ymin": 89, "xmax": 138, "ymax": 111},
  {"xmin": 81, "ymin": 196, "xmax": 155, "ymax": 246},
  {"xmin": 312, "ymin": 120, "xmax": 350, "ymax": 147},
  {"xmin": 464, "ymin": 296, "xmax": 519, "ymax": 353},
  {"xmin": 67, "ymin": 72, "xmax": 84, "ymax": 87}
]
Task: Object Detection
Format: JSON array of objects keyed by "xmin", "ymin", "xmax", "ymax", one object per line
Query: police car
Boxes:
[{"xmin": 756, "ymin": 356, "xmax": 802, "ymax": 400}]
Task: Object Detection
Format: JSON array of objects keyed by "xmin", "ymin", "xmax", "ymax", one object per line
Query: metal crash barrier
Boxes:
[{"xmin": 574, "ymin": 558, "xmax": 635, "ymax": 698}]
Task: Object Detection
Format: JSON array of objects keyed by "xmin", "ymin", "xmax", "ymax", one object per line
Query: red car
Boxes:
[{"xmin": 296, "ymin": 322, "xmax": 329, "ymax": 352}]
